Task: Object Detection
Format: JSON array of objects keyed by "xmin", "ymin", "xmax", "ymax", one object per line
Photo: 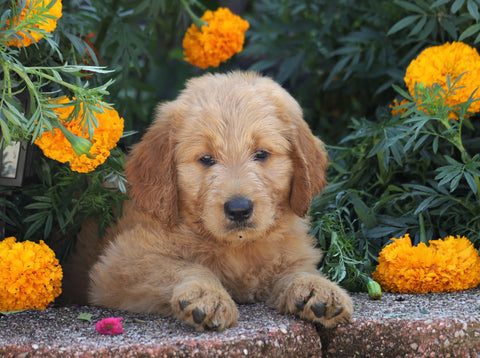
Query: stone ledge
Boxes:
[
  {"xmin": 1, "ymin": 287, "xmax": 479, "ymax": 357},
  {"xmin": 321, "ymin": 286, "xmax": 480, "ymax": 358},
  {"xmin": 0, "ymin": 304, "xmax": 321, "ymax": 358}
]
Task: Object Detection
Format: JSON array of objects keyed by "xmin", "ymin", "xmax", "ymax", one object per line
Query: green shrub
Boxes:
[
  {"xmin": 0, "ymin": 0, "xmax": 192, "ymax": 246},
  {"xmin": 245, "ymin": 0, "xmax": 480, "ymax": 143},
  {"xmin": 311, "ymin": 77, "xmax": 480, "ymax": 291}
]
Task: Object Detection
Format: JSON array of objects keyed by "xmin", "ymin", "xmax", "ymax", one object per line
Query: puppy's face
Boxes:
[
  {"xmin": 126, "ymin": 72, "xmax": 328, "ymax": 242},
  {"xmin": 175, "ymin": 84, "xmax": 294, "ymax": 242}
]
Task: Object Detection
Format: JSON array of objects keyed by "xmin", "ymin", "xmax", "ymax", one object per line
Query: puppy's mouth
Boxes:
[{"xmin": 225, "ymin": 221, "xmax": 255, "ymax": 232}]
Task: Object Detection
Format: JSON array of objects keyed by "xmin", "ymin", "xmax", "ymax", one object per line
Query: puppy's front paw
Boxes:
[
  {"xmin": 171, "ymin": 282, "xmax": 238, "ymax": 331},
  {"xmin": 277, "ymin": 274, "xmax": 353, "ymax": 328}
]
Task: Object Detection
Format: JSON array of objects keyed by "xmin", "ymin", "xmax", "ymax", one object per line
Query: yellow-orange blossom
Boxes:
[
  {"xmin": 404, "ymin": 42, "xmax": 480, "ymax": 118},
  {"xmin": 0, "ymin": 237, "xmax": 63, "ymax": 311},
  {"xmin": 3, "ymin": 0, "xmax": 62, "ymax": 47},
  {"xmin": 35, "ymin": 97, "xmax": 124, "ymax": 173},
  {"xmin": 373, "ymin": 234, "xmax": 480, "ymax": 293},
  {"xmin": 183, "ymin": 7, "xmax": 249, "ymax": 69}
]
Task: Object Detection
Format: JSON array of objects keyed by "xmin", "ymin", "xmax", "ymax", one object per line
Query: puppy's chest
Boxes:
[{"xmin": 203, "ymin": 248, "xmax": 287, "ymax": 303}]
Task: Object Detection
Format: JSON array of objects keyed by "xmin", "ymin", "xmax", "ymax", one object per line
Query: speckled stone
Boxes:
[
  {"xmin": 318, "ymin": 287, "xmax": 480, "ymax": 358},
  {"xmin": 1, "ymin": 287, "xmax": 479, "ymax": 357},
  {"xmin": 0, "ymin": 303, "xmax": 321, "ymax": 357}
]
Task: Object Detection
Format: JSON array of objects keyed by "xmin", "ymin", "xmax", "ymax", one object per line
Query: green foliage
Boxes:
[
  {"xmin": 310, "ymin": 203, "xmax": 376, "ymax": 292},
  {"xmin": 2, "ymin": 151, "xmax": 127, "ymax": 261},
  {"xmin": 0, "ymin": 0, "xmax": 136, "ymax": 246},
  {"xmin": 311, "ymin": 80, "xmax": 480, "ymax": 289},
  {"xmin": 60, "ymin": 0, "xmax": 198, "ymax": 139},
  {"xmin": 0, "ymin": 0, "xmax": 200, "ymax": 246},
  {"xmin": 245, "ymin": 0, "xmax": 480, "ymax": 142},
  {"xmin": 0, "ymin": 1, "xmax": 115, "ymax": 147}
]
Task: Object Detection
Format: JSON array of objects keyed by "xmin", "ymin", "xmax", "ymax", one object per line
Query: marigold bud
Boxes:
[
  {"xmin": 56, "ymin": 123, "xmax": 93, "ymax": 157},
  {"xmin": 367, "ymin": 279, "xmax": 382, "ymax": 300},
  {"xmin": 70, "ymin": 136, "xmax": 94, "ymax": 157}
]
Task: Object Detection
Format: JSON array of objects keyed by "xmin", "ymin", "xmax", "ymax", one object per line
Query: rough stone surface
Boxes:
[
  {"xmin": 0, "ymin": 303, "xmax": 321, "ymax": 358},
  {"xmin": 320, "ymin": 286, "xmax": 480, "ymax": 358},
  {"xmin": 1, "ymin": 287, "xmax": 479, "ymax": 357}
]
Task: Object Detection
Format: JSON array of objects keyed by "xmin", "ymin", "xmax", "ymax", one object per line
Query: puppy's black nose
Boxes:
[{"xmin": 224, "ymin": 197, "xmax": 253, "ymax": 222}]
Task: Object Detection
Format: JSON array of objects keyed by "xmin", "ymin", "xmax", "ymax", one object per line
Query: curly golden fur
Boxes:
[{"xmin": 63, "ymin": 71, "xmax": 353, "ymax": 331}]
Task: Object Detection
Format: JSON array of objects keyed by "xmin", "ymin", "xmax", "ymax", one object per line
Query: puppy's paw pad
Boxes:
[
  {"xmin": 311, "ymin": 301, "xmax": 326, "ymax": 318},
  {"xmin": 172, "ymin": 285, "xmax": 238, "ymax": 331},
  {"xmin": 192, "ymin": 307, "xmax": 206, "ymax": 324}
]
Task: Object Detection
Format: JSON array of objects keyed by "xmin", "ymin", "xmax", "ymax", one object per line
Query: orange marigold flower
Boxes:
[
  {"xmin": 372, "ymin": 234, "xmax": 480, "ymax": 293},
  {"xmin": 3, "ymin": 0, "xmax": 62, "ymax": 47},
  {"xmin": 404, "ymin": 42, "xmax": 480, "ymax": 119},
  {"xmin": 390, "ymin": 98, "xmax": 410, "ymax": 116},
  {"xmin": 35, "ymin": 97, "xmax": 124, "ymax": 173},
  {"xmin": 182, "ymin": 7, "xmax": 249, "ymax": 69},
  {"xmin": 0, "ymin": 237, "xmax": 63, "ymax": 311}
]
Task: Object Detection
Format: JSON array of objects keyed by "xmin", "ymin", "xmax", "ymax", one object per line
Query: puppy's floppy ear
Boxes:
[
  {"xmin": 267, "ymin": 78, "xmax": 328, "ymax": 217},
  {"xmin": 125, "ymin": 102, "xmax": 180, "ymax": 227},
  {"xmin": 289, "ymin": 121, "xmax": 328, "ymax": 217}
]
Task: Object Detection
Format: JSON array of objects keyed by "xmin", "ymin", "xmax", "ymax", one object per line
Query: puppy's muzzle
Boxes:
[{"xmin": 224, "ymin": 197, "xmax": 253, "ymax": 222}]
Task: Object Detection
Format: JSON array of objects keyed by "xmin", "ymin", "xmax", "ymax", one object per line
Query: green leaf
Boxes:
[
  {"xmin": 248, "ymin": 59, "xmax": 278, "ymax": 72},
  {"xmin": 414, "ymin": 196, "xmax": 437, "ymax": 214},
  {"xmin": 432, "ymin": 136, "xmax": 439, "ymax": 153},
  {"xmin": 430, "ymin": 0, "xmax": 452, "ymax": 8},
  {"xmin": 348, "ymin": 192, "xmax": 377, "ymax": 229},
  {"xmin": 387, "ymin": 15, "xmax": 421, "ymax": 35},
  {"xmin": 44, "ymin": 214, "xmax": 53, "ymax": 239},
  {"xmin": 24, "ymin": 217, "xmax": 47, "ymax": 239},
  {"xmin": 451, "ymin": 0, "xmax": 466, "ymax": 13},
  {"xmin": 409, "ymin": 16, "xmax": 427, "ymax": 36},
  {"xmin": 394, "ymin": 0, "xmax": 427, "ymax": 13},
  {"xmin": 24, "ymin": 202, "xmax": 52, "ymax": 210},
  {"xmin": 0, "ymin": 309, "xmax": 28, "ymax": 315},
  {"xmin": 77, "ymin": 313, "xmax": 93, "ymax": 323},
  {"xmin": 276, "ymin": 52, "xmax": 304, "ymax": 84},
  {"xmin": 459, "ymin": 23, "xmax": 480, "ymax": 41},
  {"xmin": 324, "ymin": 55, "xmax": 351, "ymax": 87},
  {"xmin": 23, "ymin": 211, "xmax": 49, "ymax": 223},
  {"xmin": 419, "ymin": 17, "xmax": 437, "ymax": 39},
  {"xmin": 440, "ymin": 18, "xmax": 458, "ymax": 38},
  {"xmin": 464, "ymin": 172, "xmax": 479, "ymax": 195},
  {"xmin": 467, "ymin": 0, "xmax": 480, "ymax": 20}
]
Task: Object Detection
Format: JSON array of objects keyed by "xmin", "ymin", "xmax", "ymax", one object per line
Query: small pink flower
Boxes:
[{"xmin": 95, "ymin": 317, "xmax": 124, "ymax": 335}]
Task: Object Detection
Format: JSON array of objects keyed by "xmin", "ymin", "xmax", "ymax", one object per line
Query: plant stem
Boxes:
[
  {"xmin": 419, "ymin": 213, "xmax": 427, "ymax": 243},
  {"xmin": 26, "ymin": 68, "xmax": 81, "ymax": 93},
  {"xmin": 1, "ymin": 60, "xmax": 12, "ymax": 97},
  {"xmin": 437, "ymin": 111, "xmax": 480, "ymax": 197},
  {"xmin": 180, "ymin": 0, "xmax": 207, "ymax": 29}
]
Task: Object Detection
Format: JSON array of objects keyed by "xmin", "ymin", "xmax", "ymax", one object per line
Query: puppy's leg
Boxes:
[
  {"xmin": 268, "ymin": 271, "xmax": 353, "ymax": 328},
  {"xmin": 88, "ymin": 229, "xmax": 238, "ymax": 331}
]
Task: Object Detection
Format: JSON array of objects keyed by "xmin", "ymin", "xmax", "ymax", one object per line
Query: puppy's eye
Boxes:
[
  {"xmin": 253, "ymin": 150, "xmax": 270, "ymax": 162},
  {"xmin": 198, "ymin": 155, "xmax": 216, "ymax": 167}
]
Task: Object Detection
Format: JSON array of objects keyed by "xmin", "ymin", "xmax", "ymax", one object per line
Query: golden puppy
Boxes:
[{"xmin": 71, "ymin": 71, "xmax": 353, "ymax": 331}]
